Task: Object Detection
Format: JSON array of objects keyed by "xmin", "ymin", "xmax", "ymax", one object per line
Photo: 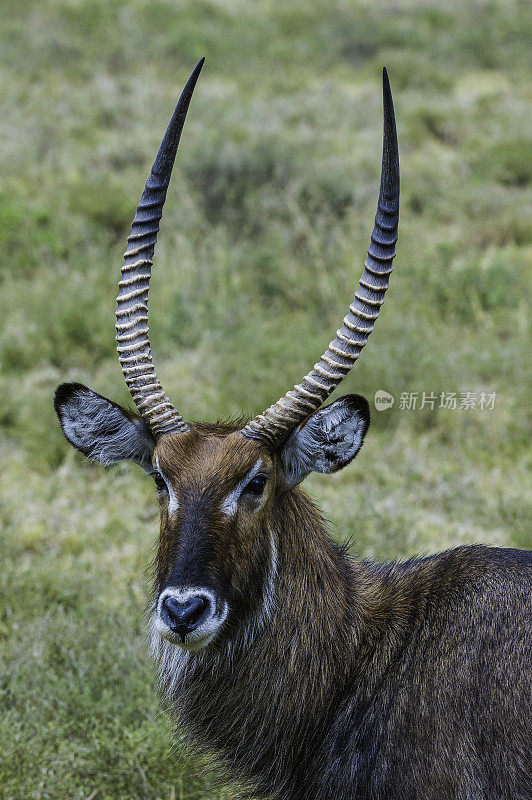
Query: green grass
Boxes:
[{"xmin": 1, "ymin": 0, "xmax": 531, "ymax": 797}]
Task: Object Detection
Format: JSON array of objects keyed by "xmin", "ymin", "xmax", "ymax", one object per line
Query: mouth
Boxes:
[{"xmin": 154, "ymin": 619, "xmax": 217, "ymax": 650}]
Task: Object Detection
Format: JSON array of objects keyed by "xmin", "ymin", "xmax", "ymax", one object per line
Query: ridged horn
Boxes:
[
  {"xmin": 116, "ymin": 58, "xmax": 205, "ymax": 438},
  {"xmin": 241, "ymin": 68, "xmax": 399, "ymax": 447}
]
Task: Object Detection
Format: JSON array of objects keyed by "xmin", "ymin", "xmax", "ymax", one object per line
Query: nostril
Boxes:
[{"xmin": 161, "ymin": 594, "xmax": 209, "ymax": 639}]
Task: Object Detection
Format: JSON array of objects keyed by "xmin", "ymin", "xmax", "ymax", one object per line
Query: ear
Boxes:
[
  {"xmin": 54, "ymin": 382, "xmax": 155, "ymax": 474},
  {"xmin": 279, "ymin": 394, "xmax": 370, "ymax": 488}
]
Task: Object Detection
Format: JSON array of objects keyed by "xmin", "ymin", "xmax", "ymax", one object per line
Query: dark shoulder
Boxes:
[
  {"xmin": 399, "ymin": 544, "xmax": 531, "ymax": 580},
  {"xmin": 387, "ymin": 545, "xmax": 532, "ymax": 617}
]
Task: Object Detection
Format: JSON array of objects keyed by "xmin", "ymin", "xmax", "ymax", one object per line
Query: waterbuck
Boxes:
[{"xmin": 54, "ymin": 60, "xmax": 531, "ymax": 800}]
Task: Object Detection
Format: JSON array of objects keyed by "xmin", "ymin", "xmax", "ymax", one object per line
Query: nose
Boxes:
[{"xmin": 160, "ymin": 594, "xmax": 209, "ymax": 640}]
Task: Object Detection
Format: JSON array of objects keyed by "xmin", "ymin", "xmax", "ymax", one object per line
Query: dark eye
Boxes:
[
  {"xmin": 245, "ymin": 474, "xmax": 267, "ymax": 496},
  {"xmin": 152, "ymin": 471, "xmax": 167, "ymax": 491}
]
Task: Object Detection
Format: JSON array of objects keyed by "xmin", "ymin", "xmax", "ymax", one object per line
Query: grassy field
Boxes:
[{"xmin": 0, "ymin": 0, "xmax": 531, "ymax": 797}]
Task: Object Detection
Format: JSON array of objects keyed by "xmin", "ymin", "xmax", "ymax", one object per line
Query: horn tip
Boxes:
[
  {"xmin": 181, "ymin": 57, "xmax": 206, "ymax": 99},
  {"xmin": 382, "ymin": 67, "xmax": 393, "ymax": 107},
  {"xmin": 380, "ymin": 66, "xmax": 399, "ymax": 195},
  {"xmin": 191, "ymin": 57, "xmax": 206, "ymax": 81}
]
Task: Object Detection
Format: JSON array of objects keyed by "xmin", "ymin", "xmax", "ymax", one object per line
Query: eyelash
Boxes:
[
  {"xmin": 152, "ymin": 471, "xmax": 167, "ymax": 491},
  {"xmin": 244, "ymin": 473, "xmax": 267, "ymax": 496},
  {"xmin": 151, "ymin": 470, "xmax": 267, "ymax": 502}
]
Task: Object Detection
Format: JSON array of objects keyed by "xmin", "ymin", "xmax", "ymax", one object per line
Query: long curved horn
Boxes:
[
  {"xmin": 116, "ymin": 58, "xmax": 205, "ymax": 438},
  {"xmin": 241, "ymin": 68, "xmax": 399, "ymax": 447}
]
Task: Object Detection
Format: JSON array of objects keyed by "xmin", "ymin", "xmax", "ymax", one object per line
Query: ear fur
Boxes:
[
  {"xmin": 280, "ymin": 394, "xmax": 370, "ymax": 488},
  {"xmin": 54, "ymin": 382, "xmax": 155, "ymax": 473}
]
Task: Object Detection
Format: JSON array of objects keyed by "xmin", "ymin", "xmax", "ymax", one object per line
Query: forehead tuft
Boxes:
[{"xmin": 153, "ymin": 425, "xmax": 270, "ymax": 483}]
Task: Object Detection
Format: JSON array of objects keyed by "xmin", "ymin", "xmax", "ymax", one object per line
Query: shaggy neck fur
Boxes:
[{"xmin": 150, "ymin": 487, "xmax": 421, "ymax": 799}]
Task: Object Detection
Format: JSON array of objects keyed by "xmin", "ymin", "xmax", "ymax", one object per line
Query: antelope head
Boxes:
[{"xmin": 54, "ymin": 59, "xmax": 399, "ymax": 653}]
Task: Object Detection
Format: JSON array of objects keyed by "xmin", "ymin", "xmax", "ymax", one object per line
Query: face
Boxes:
[
  {"xmin": 150, "ymin": 428, "xmax": 277, "ymax": 652},
  {"xmin": 54, "ymin": 385, "xmax": 370, "ymax": 653}
]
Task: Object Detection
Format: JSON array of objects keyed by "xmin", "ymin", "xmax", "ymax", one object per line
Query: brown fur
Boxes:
[
  {"xmin": 149, "ymin": 423, "xmax": 532, "ymax": 800},
  {"xmin": 53, "ymin": 383, "xmax": 532, "ymax": 797}
]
